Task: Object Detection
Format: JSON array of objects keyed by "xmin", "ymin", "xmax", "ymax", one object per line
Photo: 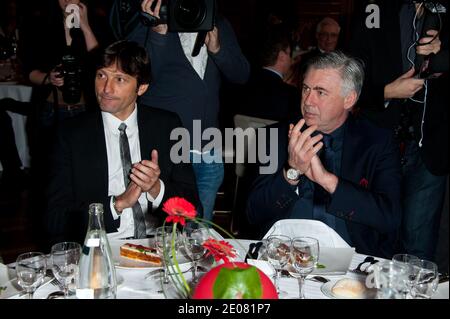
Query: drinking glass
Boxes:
[
  {"xmin": 392, "ymin": 254, "xmax": 419, "ymax": 298},
  {"xmin": 291, "ymin": 237, "xmax": 319, "ymax": 299},
  {"xmin": 51, "ymin": 242, "xmax": 81, "ymax": 298},
  {"xmin": 183, "ymin": 223, "xmax": 209, "ymax": 283},
  {"xmin": 373, "ymin": 260, "xmax": 409, "ymax": 299},
  {"xmin": 410, "ymin": 259, "xmax": 439, "ymax": 299},
  {"xmin": 266, "ymin": 235, "xmax": 291, "ymax": 298},
  {"xmin": 155, "ymin": 226, "xmax": 181, "ymax": 284},
  {"xmin": 16, "ymin": 252, "xmax": 47, "ymax": 299}
]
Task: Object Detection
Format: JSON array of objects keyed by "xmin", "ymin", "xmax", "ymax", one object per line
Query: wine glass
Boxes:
[
  {"xmin": 16, "ymin": 252, "xmax": 47, "ymax": 299},
  {"xmin": 266, "ymin": 235, "xmax": 291, "ymax": 298},
  {"xmin": 155, "ymin": 226, "xmax": 181, "ymax": 285},
  {"xmin": 410, "ymin": 259, "xmax": 439, "ymax": 299},
  {"xmin": 392, "ymin": 254, "xmax": 420, "ymax": 298},
  {"xmin": 51, "ymin": 242, "xmax": 81, "ymax": 298},
  {"xmin": 183, "ymin": 223, "xmax": 209, "ymax": 283},
  {"xmin": 291, "ymin": 237, "xmax": 319, "ymax": 299},
  {"xmin": 373, "ymin": 260, "xmax": 409, "ymax": 299}
]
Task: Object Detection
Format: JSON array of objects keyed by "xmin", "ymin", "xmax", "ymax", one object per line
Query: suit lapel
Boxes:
[
  {"xmin": 137, "ymin": 105, "xmax": 153, "ymax": 161},
  {"xmin": 340, "ymin": 116, "xmax": 363, "ymax": 180},
  {"xmin": 90, "ymin": 112, "xmax": 109, "ymax": 195}
]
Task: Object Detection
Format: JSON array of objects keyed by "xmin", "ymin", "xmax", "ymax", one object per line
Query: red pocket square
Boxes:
[{"xmin": 359, "ymin": 178, "xmax": 369, "ymax": 188}]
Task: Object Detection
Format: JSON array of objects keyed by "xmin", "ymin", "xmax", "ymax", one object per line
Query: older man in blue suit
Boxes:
[{"xmin": 246, "ymin": 51, "xmax": 402, "ymax": 258}]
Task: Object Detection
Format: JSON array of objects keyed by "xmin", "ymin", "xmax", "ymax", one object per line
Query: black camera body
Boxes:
[
  {"xmin": 57, "ymin": 54, "xmax": 82, "ymax": 105},
  {"xmin": 141, "ymin": 0, "xmax": 216, "ymax": 32}
]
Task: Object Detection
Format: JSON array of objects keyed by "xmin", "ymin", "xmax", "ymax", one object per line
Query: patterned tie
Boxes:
[{"xmin": 118, "ymin": 123, "xmax": 146, "ymax": 239}]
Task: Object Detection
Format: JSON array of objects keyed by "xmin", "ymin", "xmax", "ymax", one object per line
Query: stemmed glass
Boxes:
[
  {"xmin": 16, "ymin": 252, "xmax": 47, "ymax": 299},
  {"xmin": 266, "ymin": 235, "xmax": 291, "ymax": 298},
  {"xmin": 155, "ymin": 226, "xmax": 181, "ymax": 285},
  {"xmin": 51, "ymin": 242, "xmax": 81, "ymax": 299},
  {"xmin": 290, "ymin": 237, "xmax": 319, "ymax": 299},
  {"xmin": 373, "ymin": 260, "xmax": 410, "ymax": 299},
  {"xmin": 392, "ymin": 254, "xmax": 419, "ymax": 299},
  {"xmin": 182, "ymin": 223, "xmax": 209, "ymax": 283},
  {"xmin": 410, "ymin": 259, "xmax": 439, "ymax": 299}
]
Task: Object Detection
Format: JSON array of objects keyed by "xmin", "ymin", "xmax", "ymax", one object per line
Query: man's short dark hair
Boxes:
[
  {"xmin": 96, "ymin": 40, "xmax": 151, "ymax": 87},
  {"xmin": 259, "ymin": 24, "xmax": 291, "ymax": 67}
]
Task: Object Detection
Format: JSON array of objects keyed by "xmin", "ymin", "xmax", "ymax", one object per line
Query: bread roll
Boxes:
[{"xmin": 331, "ymin": 278, "xmax": 367, "ymax": 299}]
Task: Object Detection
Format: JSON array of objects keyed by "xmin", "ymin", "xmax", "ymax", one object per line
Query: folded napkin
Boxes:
[
  {"xmin": 263, "ymin": 219, "xmax": 351, "ymax": 248},
  {"xmin": 312, "ymin": 247, "xmax": 355, "ymax": 275}
]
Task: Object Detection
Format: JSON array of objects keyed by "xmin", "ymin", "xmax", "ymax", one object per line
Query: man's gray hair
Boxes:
[
  {"xmin": 304, "ymin": 51, "xmax": 365, "ymax": 100},
  {"xmin": 316, "ymin": 17, "xmax": 341, "ymax": 34}
]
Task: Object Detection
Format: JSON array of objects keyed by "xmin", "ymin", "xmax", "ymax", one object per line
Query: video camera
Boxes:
[
  {"xmin": 55, "ymin": 54, "xmax": 82, "ymax": 105},
  {"xmin": 140, "ymin": 0, "xmax": 217, "ymax": 32}
]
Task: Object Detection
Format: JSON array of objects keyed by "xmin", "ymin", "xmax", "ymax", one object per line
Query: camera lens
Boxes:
[{"xmin": 174, "ymin": 0, "xmax": 206, "ymax": 29}]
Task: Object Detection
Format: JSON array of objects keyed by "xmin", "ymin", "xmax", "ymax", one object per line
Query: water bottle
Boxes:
[{"xmin": 76, "ymin": 203, "xmax": 117, "ymax": 299}]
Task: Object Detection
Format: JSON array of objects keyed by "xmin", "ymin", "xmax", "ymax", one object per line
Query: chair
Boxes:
[
  {"xmin": 262, "ymin": 219, "xmax": 351, "ymax": 248},
  {"xmin": 230, "ymin": 114, "xmax": 277, "ymax": 235}
]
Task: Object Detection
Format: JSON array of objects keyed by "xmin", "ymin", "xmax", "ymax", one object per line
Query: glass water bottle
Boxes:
[{"xmin": 76, "ymin": 203, "xmax": 117, "ymax": 299}]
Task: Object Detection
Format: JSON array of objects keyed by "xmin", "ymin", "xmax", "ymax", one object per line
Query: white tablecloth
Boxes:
[
  {"xmin": 0, "ymin": 83, "xmax": 33, "ymax": 170},
  {"xmin": 2, "ymin": 239, "xmax": 448, "ymax": 299}
]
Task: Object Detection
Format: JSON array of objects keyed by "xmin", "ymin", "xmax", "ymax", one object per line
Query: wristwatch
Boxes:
[
  {"xmin": 285, "ymin": 163, "xmax": 302, "ymax": 182},
  {"xmin": 112, "ymin": 196, "xmax": 123, "ymax": 215}
]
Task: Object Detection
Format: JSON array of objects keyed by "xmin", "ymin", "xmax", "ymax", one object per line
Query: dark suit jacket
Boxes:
[
  {"xmin": 45, "ymin": 105, "xmax": 200, "ymax": 245},
  {"xmin": 246, "ymin": 115, "xmax": 402, "ymax": 258},
  {"xmin": 348, "ymin": 0, "xmax": 448, "ymax": 175},
  {"xmin": 239, "ymin": 68, "xmax": 300, "ymax": 121}
]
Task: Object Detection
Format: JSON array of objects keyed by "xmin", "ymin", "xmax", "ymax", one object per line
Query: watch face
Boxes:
[{"xmin": 287, "ymin": 168, "xmax": 300, "ymax": 180}]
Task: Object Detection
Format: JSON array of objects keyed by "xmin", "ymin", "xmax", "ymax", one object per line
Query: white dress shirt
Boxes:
[
  {"xmin": 102, "ymin": 106, "xmax": 165, "ymax": 239},
  {"xmin": 178, "ymin": 32, "xmax": 208, "ymax": 80}
]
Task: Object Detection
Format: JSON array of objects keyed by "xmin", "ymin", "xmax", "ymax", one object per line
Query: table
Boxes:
[
  {"xmin": 1, "ymin": 239, "xmax": 448, "ymax": 299},
  {"xmin": 0, "ymin": 83, "xmax": 33, "ymax": 170}
]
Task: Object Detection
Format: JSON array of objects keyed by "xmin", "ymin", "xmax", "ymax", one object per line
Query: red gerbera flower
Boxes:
[
  {"xmin": 162, "ymin": 197, "xmax": 197, "ymax": 226},
  {"xmin": 203, "ymin": 238, "xmax": 237, "ymax": 263}
]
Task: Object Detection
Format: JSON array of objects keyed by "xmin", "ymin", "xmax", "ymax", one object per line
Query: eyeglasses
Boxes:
[{"xmin": 317, "ymin": 32, "xmax": 339, "ymax": 40}]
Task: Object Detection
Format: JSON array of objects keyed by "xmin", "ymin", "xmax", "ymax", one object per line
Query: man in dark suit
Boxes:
[
  {"xmin": 348, "ymin": 0, "xmax": 448, "ymax": 261},
  {"xmin": 241, "ymin": 24, "xmax": 300, "ymax": 122},
  {"xmin": 246, "ymin": 51, "xmax": 402, "ymax": 258},
  {"xmin": 45, "ymin": 40, "xmax": 200, "ymax": 245}
]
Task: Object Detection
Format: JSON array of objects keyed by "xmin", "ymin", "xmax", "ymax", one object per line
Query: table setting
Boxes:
[{"xmin": 0, "ymin": 213, "xmax": 448, "ymax": 300}]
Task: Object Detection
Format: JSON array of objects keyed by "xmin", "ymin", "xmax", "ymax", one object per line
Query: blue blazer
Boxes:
[{"xmin": 246, "ymin": 115, "xmax": 402, "ymax": 258}]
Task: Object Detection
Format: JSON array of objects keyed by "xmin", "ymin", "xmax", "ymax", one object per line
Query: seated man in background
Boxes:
[
  {"xmin": 287, "ymin": 17, "xmax": 341, "ymax": 89},
  {"xmin": 45, "ymin": 40, "xmax": 200, "ymax": 246},
  {"xmin": 247, "ymin": 51, "xmax": 402, "ymax": 258},
  {"xmin": 240, "ymin": 24, "xmax": 300, "ymax": 122}
]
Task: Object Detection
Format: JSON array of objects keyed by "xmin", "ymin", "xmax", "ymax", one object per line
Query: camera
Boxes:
[
  {"xmin": 140, "ymin": 0, "xmax": 216, "ymax": 32},
  {"xmin": 57, "ymin": 54, "xmax": 82, "ymax": 105}
]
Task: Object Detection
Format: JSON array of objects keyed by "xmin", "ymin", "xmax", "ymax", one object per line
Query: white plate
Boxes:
[
  {"xmin": 110, "ymin": 239, "xmax": 192, "ymax": 270},
  {"xmin": 321, "ymin": 279, "xmax": 377, "ymax": 299}
]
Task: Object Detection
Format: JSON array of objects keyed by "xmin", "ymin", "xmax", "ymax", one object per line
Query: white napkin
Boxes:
[
  {"xmin": 312, "ymin": 247, "xmax": 355, "ymax": 275},
  {"xmin": 263, "ymin": 219, "xmax": 351, "ymax": 248}
]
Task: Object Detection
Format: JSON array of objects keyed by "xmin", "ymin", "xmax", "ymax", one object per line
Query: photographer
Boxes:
[
  {"xmin": 27, "ymin": 0, "xmax": 99, "ymax": 127},
  {"xmin": 348, "ymin": 0, "xmax": 448, "ymax": 261},
  {"xmin": 127, "ymin": 0, "xmax": 250, "ymax": 221}
]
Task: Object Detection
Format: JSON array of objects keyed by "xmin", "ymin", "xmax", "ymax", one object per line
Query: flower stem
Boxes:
[{"xmin": 171, "ymin": 223, "xmax": 191, "ymax": 296}]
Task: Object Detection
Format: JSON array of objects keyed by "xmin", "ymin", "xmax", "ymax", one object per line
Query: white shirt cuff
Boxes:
[
  {"xmin": 384, "ymin": 100, "xmax": 391, "ymax": 108},
  {"xmin": 110, "ymin": 196, "xmax": 120, "ymax": 220},
  {"xmin": 146, "ymin": 179, "xmax": 165, "ymax": 210}
]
